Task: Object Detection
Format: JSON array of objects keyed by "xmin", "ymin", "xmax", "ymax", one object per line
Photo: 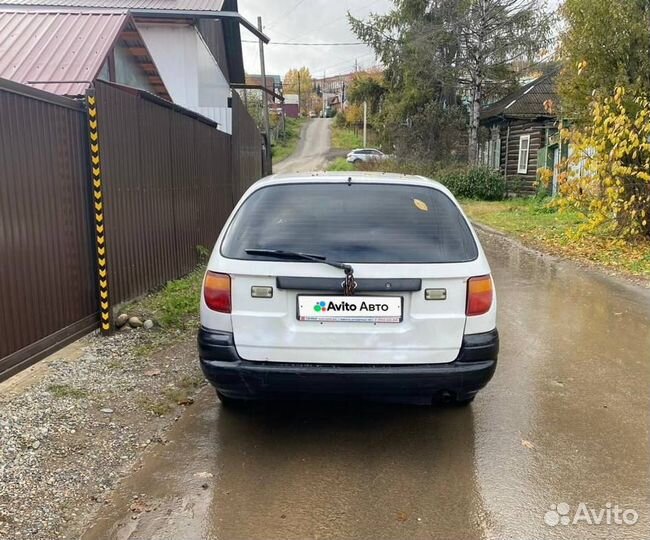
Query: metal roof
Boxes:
[
  {"xmin": 0, "ymin": 10, "xmax": 127, "ymax": 95},
  {"xmin": 481, "ymin": 71, "xmax": 560, "ymax": 121},
  {"xmin": 0, "ymin": 0, "xmax": 224, "ymax": 10}
]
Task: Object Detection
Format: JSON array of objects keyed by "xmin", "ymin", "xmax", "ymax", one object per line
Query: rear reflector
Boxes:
[
  {"xmin": 204, "ymin": 272, "xmax": 231, "ymax": 313},
  {"xmin": 251, "ymin": 286, "xmax": 273, "ymax": 298},
  {"xmin": 467, "ymin": 275, "xmax": 493, "ymax": 316},
  {"xmin": 425, "ymin": 288, "xmax": 447, "ymax": 301}
]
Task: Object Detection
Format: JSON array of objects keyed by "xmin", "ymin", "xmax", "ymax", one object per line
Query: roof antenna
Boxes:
[{"xmin": 347, "ymin": 176, "xmax": 352, "ymax": 186}]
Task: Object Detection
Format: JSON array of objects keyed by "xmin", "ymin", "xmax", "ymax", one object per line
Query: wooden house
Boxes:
[{"xmin": 480, "ymin": 71, "xmax": 562, "ymax": 194}]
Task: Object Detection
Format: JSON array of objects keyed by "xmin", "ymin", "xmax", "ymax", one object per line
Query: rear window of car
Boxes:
[{"xmin": 221, "ymin": 182, "xmax": 478, "ymax": 263}]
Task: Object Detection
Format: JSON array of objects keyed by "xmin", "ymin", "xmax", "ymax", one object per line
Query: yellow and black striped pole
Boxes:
[{"xmin": 86, "ymin": 90, "xmax": 111, "ymax": 335}]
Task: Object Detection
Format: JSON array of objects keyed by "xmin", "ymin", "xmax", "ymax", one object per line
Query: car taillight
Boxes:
[
  {"xmin": 466, "ymin": 275, "xmax": 493, "ymax": 316},
  {"xmin": 204, "ymin": 272, "xmax": 231, "ymax": 313}
]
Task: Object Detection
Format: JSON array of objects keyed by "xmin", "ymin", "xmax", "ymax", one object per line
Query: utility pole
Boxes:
[
  {"xmin": 363, "ymin": 101, "xmax": 368, "ymax": 147},
  {"xmin": 257, "ymin": 16, "xmax": 271, "ymax": 149},
  {"xmin": 322, "ymin": 71, "xmax": 326, "ymax": 116},
  {"xmin": 298, "ymin": 71, "xmax": 301, "ymax": 116}
]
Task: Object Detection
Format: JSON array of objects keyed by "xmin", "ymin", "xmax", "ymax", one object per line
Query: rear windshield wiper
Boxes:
[
  {"xmin": 245, "ymin": 249, "xmax": 358, "ymax": 295},
  {"xmin": 245, "ymin": 249, "xmax": 353, "ymax": 273}
]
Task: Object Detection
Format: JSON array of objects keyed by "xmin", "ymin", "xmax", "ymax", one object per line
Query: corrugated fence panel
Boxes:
[
  {"xmin": 231, "ymin": 91, "xmax": 263, "ymax": 203},
  {"xmin": 1, "ymin": 79, "xmax": 264, "ymax": 380},
  {"xmin": 194, "ymin": 119, "xmax": 233, "ymax": 247},
  {"xmin": 0, "ymin": 81, "xmax": 97, "ymax": 379},
  {"xmin": 96, "ymin": 81, "xmax": 235, "ymax": 302},
  {"xmin": 96, "ymin": 81, "xmax": 146, "ymax": 303}
]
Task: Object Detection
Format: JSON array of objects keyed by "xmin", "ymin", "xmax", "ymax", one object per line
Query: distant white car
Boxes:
[{"xmin": 346, "ymin": 148, "xmax": 388, "ymax": 164}]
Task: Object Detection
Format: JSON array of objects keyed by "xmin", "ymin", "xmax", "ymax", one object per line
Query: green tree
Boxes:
[
  {"xmin": 347, "ymin": 72, "xmax": 387, "ymax": 115},
  {"xmin": 349, "ymin": 0, "xmax": 552, "ymax": 164},
  {"xmin": 348, "ymin": 0, "xmax": 467, "ymax": 162},
  {"xmin": 558, "ymin": 0, "xmax": 650, "ymax": 124}
]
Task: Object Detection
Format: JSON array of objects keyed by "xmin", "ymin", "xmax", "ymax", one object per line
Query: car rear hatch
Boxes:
[
  {"xmin": 218, "ymin": 180, "xmax": 481, "ymax": 365},
  {"xmin": 226, "ymin": 265, "xmax": 474, "ymax": 364}
]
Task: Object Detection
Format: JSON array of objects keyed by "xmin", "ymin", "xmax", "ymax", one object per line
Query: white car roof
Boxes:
[{"xmin": 247, "ymin": 172, "xmax": 452, "ymax": 197}]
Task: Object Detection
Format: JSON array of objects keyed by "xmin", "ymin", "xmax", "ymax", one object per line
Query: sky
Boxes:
[
  {"xmin": 237, "ymin": 0, "xmax": 562, "ymax": 79},
  {"xmin": 238, "ymin": 0, "xmax": 393, "ymax": 78}
]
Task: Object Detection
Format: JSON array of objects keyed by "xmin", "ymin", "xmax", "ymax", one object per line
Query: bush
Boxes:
[
  {"xmin": 557, "ymin": 86, "xmax": 650, "ymax": 238},
  {"xmin": 438, "ymin": 167, "xmax": 506, "ymax": 201},
  {"xmin": 352, "ymin": 160, "xmax": 506, "ymax": 201},
  {"xmin": 333, "ymin": 112, "xmax": 347, "ymax": 129}
]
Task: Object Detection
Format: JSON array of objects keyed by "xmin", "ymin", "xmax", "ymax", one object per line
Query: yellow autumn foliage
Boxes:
[{"xmin": 556, "ymin": 86, "xmax": 650, "ymax": 238}]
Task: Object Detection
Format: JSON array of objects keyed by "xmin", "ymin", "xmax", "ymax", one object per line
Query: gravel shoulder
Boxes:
[{"xmin": 0, "ymin": 282, "xmax": 207, "ymax": 539}]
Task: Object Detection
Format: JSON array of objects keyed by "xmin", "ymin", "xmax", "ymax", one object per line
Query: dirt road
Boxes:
[
  {"xmin": 273, "ymin": 118, "xmax": 333, "ymax": 174},
  {"xmin": 80, "ymin": 230, "xmax": 650, "ymax": 540}
]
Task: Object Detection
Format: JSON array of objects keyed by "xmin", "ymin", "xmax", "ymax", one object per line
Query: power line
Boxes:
[{"xmin": 242, "ymin": 40, "xmax": 366, "ymax": 46}]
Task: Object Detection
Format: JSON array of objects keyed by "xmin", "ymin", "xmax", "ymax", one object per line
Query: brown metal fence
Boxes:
[
  {"xmin": 95, "ymin": 81, "xmax": 237, "ymax": 303},
  {"xmin": 231, "ymin": 91, "xmax": 265, "ymax": 203},
  {"xmin": 0, "ymin": 79, "xmax": 264, "ymax": 380},
  {"xmin": 0, "ymin": 79, "xmax": 98, "ymax": 379}
]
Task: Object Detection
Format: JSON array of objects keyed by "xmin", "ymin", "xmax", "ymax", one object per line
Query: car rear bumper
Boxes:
[{"xmin": 198, "ymin": 328, "xmax": 498, "ymax": 401}]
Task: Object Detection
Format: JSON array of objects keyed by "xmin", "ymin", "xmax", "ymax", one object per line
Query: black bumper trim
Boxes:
[
  {"xmin": 276, "ymin": 276, "xmax": 422, "ymax": 293},
  {"xmin": 197, "ymin": 328, "xmax": 499, "ymax": 399},
  {"xmin": 457, "ymin": 328, "xmax": 499, "ymax": 362},
  {"xmin": 197, "ymin": 328, "xmax": 237, "ymax": 361}
]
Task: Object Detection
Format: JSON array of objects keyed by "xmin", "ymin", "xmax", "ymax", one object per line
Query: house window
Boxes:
[
  {"xmin": 490, "ymin": 137, "xmax": 501, "ymax": 171},
  {"xmin": 517, "ymin": 135, "xmax": 530, "ymax": 174},
  {"xmin": 480, "ymin": 141, "xmax": 490, "ymax": 166},
  {"xmin": 480, "ymin": 137, "xmax": 500, "ymax": 170}
]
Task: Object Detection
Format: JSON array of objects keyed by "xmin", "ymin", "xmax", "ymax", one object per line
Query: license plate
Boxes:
[{"xmin": 297, "ymin": 295, "xmax": 403, "ymax": 323}]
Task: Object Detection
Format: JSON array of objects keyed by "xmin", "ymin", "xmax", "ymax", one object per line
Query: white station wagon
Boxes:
[
  {"xmin": 346, "ymin": 148, "xmax": 388, "ymax": 164},
  {"xmin": 198, "ymin": 173, "xmax": 498, "ymax": 406}
]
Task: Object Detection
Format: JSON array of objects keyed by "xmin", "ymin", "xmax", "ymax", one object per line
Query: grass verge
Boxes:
[
  {"xmin": 462, "ymin": 199, "xmax": 650, "ymax": 280},
  {"xmin": 331, "ymin": 126, "xmax": 364, "ymax": 151},
  {"xmin": 272, "ymin": 117, "xmax": 307, "ymax": 164},
  {"xmin": 123, "ymin": 266, "xmax": 205, "ymax": 329},
  {"xmin": 327, "ymin": 157, "xmax": 356, "ymax": 171},
  {"xmin": 121, "ymin": 266, "xmax": 206, "ymax": 358}
]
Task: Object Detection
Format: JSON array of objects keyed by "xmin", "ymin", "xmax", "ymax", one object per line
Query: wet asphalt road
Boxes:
[{"xmin": 81, "ymin": 231, "xmax": 650, "ymax": 540}]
